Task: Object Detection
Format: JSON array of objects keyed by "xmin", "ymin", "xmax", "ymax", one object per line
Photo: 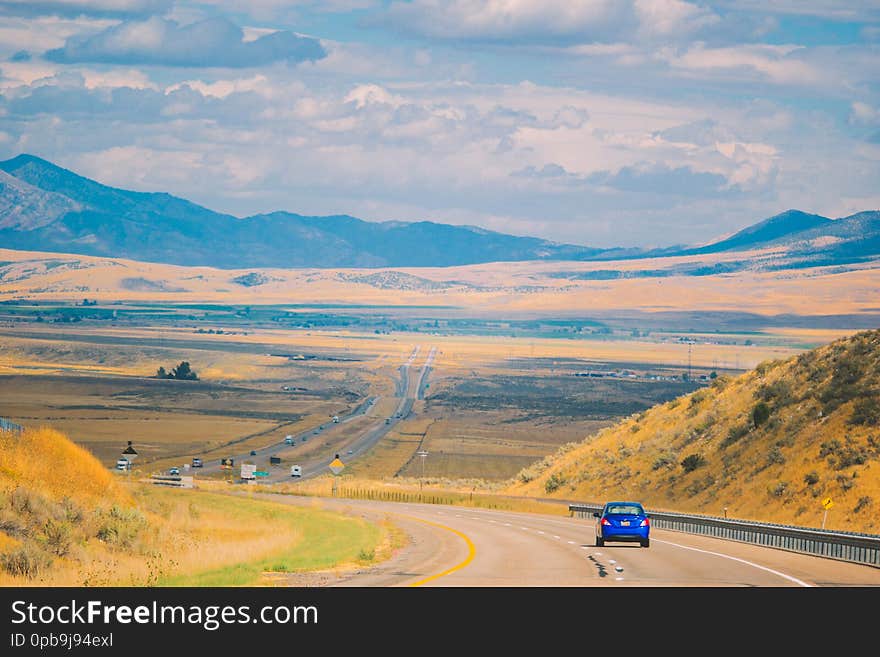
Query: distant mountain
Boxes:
[
  {"xmin": 689, "ymin": 209, "xmax": 833, "ymax": 253},
  {"xmin": 0, "ymin": 154, "xmax": 877, "ymax": 269},
  {"xmin": 0, "ymin": 154, "xmax": 609, "ymax": 268}
]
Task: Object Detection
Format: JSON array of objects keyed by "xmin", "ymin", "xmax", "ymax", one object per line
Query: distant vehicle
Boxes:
[
  {"xmin": 593, "ymin": 501, "xmax": 650, "ymax": 548},
  {"xmin": 284, "ymin": 435, "xmax": 295, "ymax": 445},
  {"xmin": 332, "ymin": 416, "xmax": 339, "ymax": 423},
  {"xmin": 250, "ymin": 450, "xmax": 257, "ymax": 456},
  {"xmin": 115, "ymin": 458, "xmax": 129, "ymax": 471},
  {"xmin": 191, "ymin": 457, "xmax": 203, "ymax": 468},
  {"xmin": 290, "ymin": 465, "xmax": 302, "ymax": 477},
  {"xmin": 347, "ymin": 449, "xmax": 354, "ymax": 455},
  {"xmin": 385, "ymin": 418, "xmax": 391, "ymax": 424},
  {"xmin": 313, "ymin": 430, "xmax": 319, "ymax": 435},
  {"xmin": 169, "ymin": 466, "xmax": 180, "ymax": 476}
]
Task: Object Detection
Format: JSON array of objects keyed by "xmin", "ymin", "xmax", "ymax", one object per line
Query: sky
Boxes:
[{"xmin": 0, "ymin": 1, "xmax": 878, "ymax": 249}]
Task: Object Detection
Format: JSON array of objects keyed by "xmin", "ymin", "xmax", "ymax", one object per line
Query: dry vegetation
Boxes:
[
  {"xmin": 506, "ymin": 329, "xmax": 880, "ymax": 532},
  {"xmin": 0, "ymin": 426, "xmax": 397, "ymax": 586}
]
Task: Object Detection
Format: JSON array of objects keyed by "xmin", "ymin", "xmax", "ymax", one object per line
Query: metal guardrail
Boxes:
[
  {"xmin": 0, "ymin": 417, "xmax": 23, "ymax": 432},
  {"xmin": 569, "ymin": 503, "xmax": 880, "ymax": 568},
  {"xmin": 150, "ymin": 474, "xmax": 195, "ymax": 489}
]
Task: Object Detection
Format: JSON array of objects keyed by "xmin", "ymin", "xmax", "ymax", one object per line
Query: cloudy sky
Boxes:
[{"xmin": 0, "ymin": 1, "xmax": 877, "ymax": 248}]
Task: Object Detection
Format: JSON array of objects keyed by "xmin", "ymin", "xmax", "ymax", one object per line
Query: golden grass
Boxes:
[
  {"xmin": 505, "ymin": 329, "xmax": 880, "ymax": 533},
  {"xmin": 0, "ymin": 427, "xmax": 398, "ymax": 587},
  {"xmin": 0, "ymin": 426, "xmax": 128, "ymax": 505}
]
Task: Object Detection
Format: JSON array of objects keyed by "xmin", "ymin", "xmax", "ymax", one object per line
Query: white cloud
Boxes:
[{"xmin": 659, "ymin": 43, "xmax": 821, "ymax": 85}]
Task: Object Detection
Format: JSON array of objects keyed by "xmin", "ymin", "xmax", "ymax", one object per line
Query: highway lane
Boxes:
[
  {"xmin": 260, "ymin": 495, "xmax": 880, "ymax": 587},
  {"xmin": 193, "ymin": 345, "xmax": 433, "ymax": 482}
]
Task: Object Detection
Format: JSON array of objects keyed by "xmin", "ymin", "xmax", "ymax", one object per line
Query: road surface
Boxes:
[
  {"xmin": 193, "ymin": 345, "xmax": 433, "ymax": 482},
  {"xmin": 257, "ymin": 495, "xmax": 880, "ymax": 587}
]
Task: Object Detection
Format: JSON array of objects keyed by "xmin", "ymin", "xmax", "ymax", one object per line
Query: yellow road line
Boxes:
[{"xmin": 403, "ymin": 515, "xmax": 476, "ymax": 587}]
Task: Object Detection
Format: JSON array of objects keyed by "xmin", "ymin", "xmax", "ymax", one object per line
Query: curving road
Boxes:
[{"xmin": 258, "ymin": 495, "xmax": 880, "ymax": 587}]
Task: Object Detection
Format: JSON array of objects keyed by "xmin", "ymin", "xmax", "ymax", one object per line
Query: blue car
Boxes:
[{"xmin": 593, "ymin": 501, "xmax": 650, "ymax": 548}]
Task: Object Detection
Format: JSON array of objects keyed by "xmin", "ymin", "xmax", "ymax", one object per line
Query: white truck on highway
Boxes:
[{"xmin": 290, "ymin": 465, "xmax": 302, "ymax": 477}]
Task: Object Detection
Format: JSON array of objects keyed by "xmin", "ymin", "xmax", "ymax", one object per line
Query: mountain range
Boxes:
[{"xmin": 1, "ymin": 154, "xmax": 878, "ymax": 269}]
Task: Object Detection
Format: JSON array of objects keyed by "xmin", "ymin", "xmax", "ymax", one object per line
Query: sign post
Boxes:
[
  {"xmin": 821, "ymin": 497, "xmax": 833, "ymax": 529},
  {"xmin": 416, "ymin": 450, "xmax": 428, "ymax": 489},
  {"xmin": 121, "ymin": 441, "xmax": 138, "ymax": 477},
  {"xmin": 328, "ymin": 454, "xmax": 345, "ymax": 496}
]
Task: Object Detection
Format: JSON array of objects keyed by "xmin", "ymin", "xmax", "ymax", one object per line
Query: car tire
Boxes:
[
  {"xmin": 595, "ymin": 536, "xmax": 604, "ymax": 547},
  {"xmin": 641, "ymin": 538, "xmax": 650, "ymax": 548}
]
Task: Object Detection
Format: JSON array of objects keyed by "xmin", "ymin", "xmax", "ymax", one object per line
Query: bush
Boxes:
[
  {"xmin": 751, "ymin": 402, "xmax": 771, "ymax": 428},
  {"xmin": 804, "ymin": 471, "xmax": 820, "ymax": 486},
  {"xmin": 544, "ymin": 473, "xmax": 566, "ymax": 493},
  {"xmin": 721, "ymin": 423, "xmax": 750, "ymax": 448},
  {"xmin": 757, "ymin": 379, "xmax": 794, "ymax": 406},
  {"xmin": 854, "ymin": 496, "xmax": 872, "ymax": 513},
  {"xmin": 849, "ymin": 396, "xmax": 880, "ymax": 426},
  {"xmin": 765, "ymin": 446, "xmax": 785, "ymax": 466},
  {"xmin": 1, "ymin": 544, "xmax": 51, "ymax": 578},
  {"xmin": 43, "ymin": 519, "xmax": 73, "ymax": 557},
  {"xmin": 681, "ymin": 453, "xmax": 706, "ymax": 473},
  {"xmin": 770, "ymin": 482, "xmax": 788, "ymax": 497},
  {"xmin": 652, "ymin": 453, "xmax": 677, "ymax": 471},
  {"xmin": 95, "ymin": 506, "xmax": 146, "ymax": 549}
]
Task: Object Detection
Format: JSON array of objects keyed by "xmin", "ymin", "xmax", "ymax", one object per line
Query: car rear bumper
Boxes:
[{"xmin": 601, "ymin": 528, "xmax": 649, "ymax": 541}]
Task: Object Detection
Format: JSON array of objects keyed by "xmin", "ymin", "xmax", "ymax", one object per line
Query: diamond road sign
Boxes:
[{"xmin": 328, "ymin": 456, "xmax": 345, "ymax": 475}]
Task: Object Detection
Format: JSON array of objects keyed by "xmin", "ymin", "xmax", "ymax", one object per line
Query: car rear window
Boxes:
[{"xmin": 606, "ymin": 504, "xmax": 644, "ymax": 515}]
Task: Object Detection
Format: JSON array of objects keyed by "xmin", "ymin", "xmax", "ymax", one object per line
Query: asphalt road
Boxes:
[
  {"xmin": 257, "ymin": 495, "xmax": 880, "ymax": 587},
  {"xmin": 190, "ymin": 345, "xmax": 433, "ymax": 482}
]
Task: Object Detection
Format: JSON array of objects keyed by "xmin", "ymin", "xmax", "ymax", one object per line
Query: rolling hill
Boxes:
[
  {"xmin": 0, "ymin": 153, "xmax": 877, "ymax": 270},
  {"xmin": 0, "ymin": 154, "xmax": 606, "ymax": 268},
  {"xmin": 507, "ymin": 329, "xmax": 880, "ymax": 532}
]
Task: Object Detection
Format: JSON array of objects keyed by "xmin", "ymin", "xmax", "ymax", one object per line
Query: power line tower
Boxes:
[{"xmin": 687, "ymin": 340, "xmax": 693, "ymax": 380}]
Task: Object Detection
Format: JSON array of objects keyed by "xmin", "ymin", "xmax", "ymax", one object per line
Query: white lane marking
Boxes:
[
  {"xmin": 537, "ymin": 530, "xmax": 545, "ymax": 535},
  {"xmin": 580, "ymin": 546, "xmax": 591, "ymax": 550},
  {"xmin": 653, "ymin": 538, "xmax": 813, "ymax": 587},
  {"xmin": 504, "ymin": 523, "xmax": 512, "ymax": 527},
  {"xmin": 594, "ymin": 552, "xmax": 602, "ymax": 556},
  {"xmin": 608, "ymin": 559, "xmax": 616, "ymax": 564},
  {"xmin": 488, "ymin": 519, "xmax": 496, "ymax": 523},
  {"xmin": 567, "ymin": 540, "xmax": 576, "ymax": 545},
  {"xmin": 553, "ymin": 535, "xmax": 560, "ymax": 540},
  {"xmin": 615, "ymin": 577, "xmax": 624, "ymax": 581},
  {"xmin": 521, "ymin": 527, "xmax": 529, "ymax": 530}
]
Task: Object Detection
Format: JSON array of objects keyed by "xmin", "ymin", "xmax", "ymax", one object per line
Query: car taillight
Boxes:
[
  {"xmin": 601, "ymin": 518, "xmax": 612, "ymax": 526},
  {"xmin": 640, "ymin": 518, "xmax": 650, "ymax": 527}
]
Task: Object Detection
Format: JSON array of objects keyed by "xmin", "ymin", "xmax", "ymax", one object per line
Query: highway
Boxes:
[
  {"xmin": 257, "ymin": 495, "xmax": 880, "ymax": 587},
  {"xmin": 195, "ymin": 345, "xmax": 434, "ymax": 482}
]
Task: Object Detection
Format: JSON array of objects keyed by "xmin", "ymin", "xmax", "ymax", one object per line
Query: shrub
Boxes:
[
  {"xmin": 681, "ymin": 453, "xmax": 706, "ymax": 473},
  {"xmin": 95, "ymin": 506, "xmax": 146, "ymax": 549},
  {"xmin": 751, "ymin": 402, "xmax": 771, "ymax": 428},
  {"xmin": 854, "ymin": 496, "xmax": 872, "ymax": 513},
  {"xmin": 0, "ymin": 544, "xmax": 51, "ymax": 578},
  {"xmin": 836, "ymin": 474, "xmax": 855, "ymax": 491},
  {"xmin": 765, "ymin": 446, "xmax": 785, "ymax": 466},
  {"xmin": 43, "ymin": 519, "xmax": 73, "ymax": 557},
  {"xmin": 804, "ymin": 471, "xmax": 820, "ymax": 486},
  {"xmin": 770, "ymin": 482, "xmax": 788, "ymax": 497},
  {"xmin": 758, "ymin": 379, "xmax": 795, "ymax": 406},
  {"xmin": 652, "ymin": 453, "xmax": 677, "ymax": 471},
  {"xmin": 544, "ymin": 473, "xmax": 566, "ymax": 494},
  {"xmin": 849, "ymin": 396, "xmax": 880, "ymax": 426},
  {"xmin": 721, "ymin": 423, "xmax": 750, "ymax": 448}
]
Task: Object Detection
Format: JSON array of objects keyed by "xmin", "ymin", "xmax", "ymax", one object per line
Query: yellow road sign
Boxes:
[
  {"xmin": 822, "ymin": 497, "xmax": 834, "ymax": 510},
  {"xmin": 329, "ymin": 456, "xmax": 345, "ymax": 475}
]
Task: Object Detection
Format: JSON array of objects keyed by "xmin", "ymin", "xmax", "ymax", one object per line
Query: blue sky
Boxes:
[{"xmin": 0, "ymin": 1, "xmax": 877, "ymax": 248}]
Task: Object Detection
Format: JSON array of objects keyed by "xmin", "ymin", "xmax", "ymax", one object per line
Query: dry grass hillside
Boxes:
[
  {"xmin": 508, "ymin": 329, "xmax": 880, "ymax": 533},
  {"xmin": 0, "ymin": 426, "xmax": 395, "ymax": 586}
]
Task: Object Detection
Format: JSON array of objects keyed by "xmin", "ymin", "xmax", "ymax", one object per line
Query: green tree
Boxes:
[
  {"xmin": 156, "ymin": 366, "xmax": 168, "ymax": 379},
  {"xmin": 751, "ymin": 401, "xmax": 771, "ymax": 428},
  {"xmin": 170, "ymin": 361, "xmax": 198, "ymax": 381}
]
